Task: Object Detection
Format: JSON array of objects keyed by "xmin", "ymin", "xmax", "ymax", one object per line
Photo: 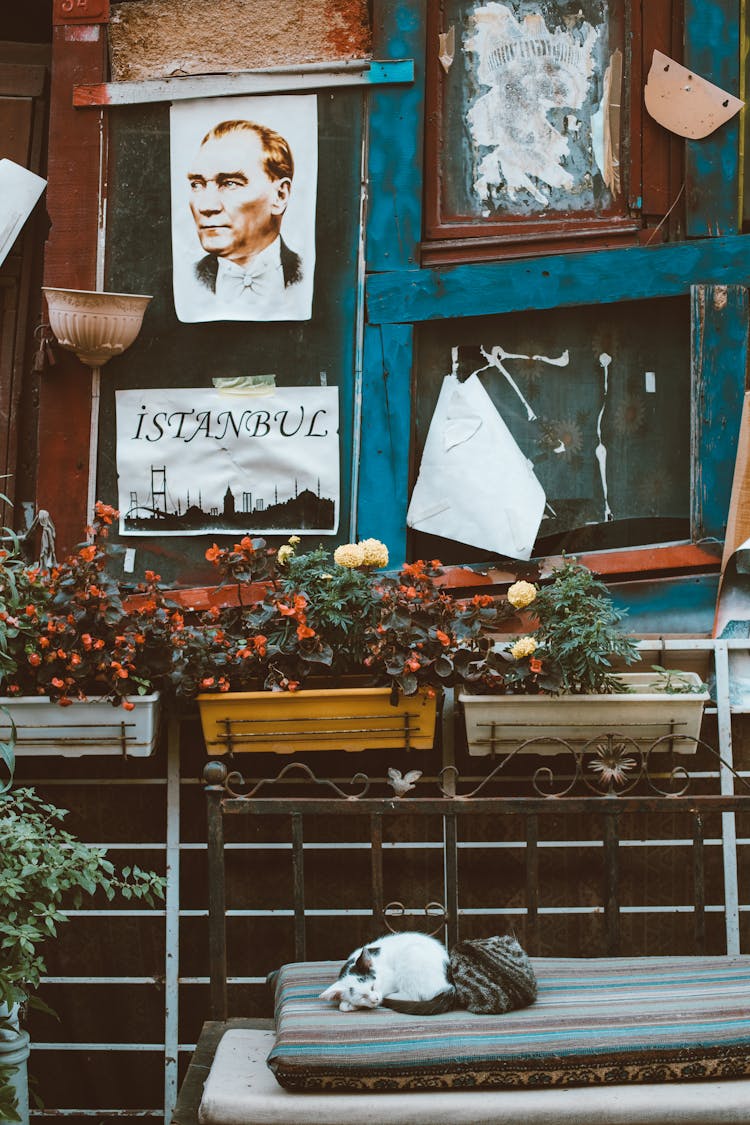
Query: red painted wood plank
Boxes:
[
  {"xmin": 132, "ymin": 543, "xmax": 721, "ymax": 617},
  {"xmin": 432, "ymin": 542, "xmax": 721, "ymax": 589},
  {"xmin": 72, "ymin": 82, "xmax": 110, "ymax": 106}
]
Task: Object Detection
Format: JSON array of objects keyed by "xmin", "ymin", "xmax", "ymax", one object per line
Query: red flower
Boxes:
[
  {"xmin": 27, "ymin": 653, "xmax": 41, "ymax": 667},
  {"xmin": 94, "ymin": 500, "xmax": 118, "ymax": 523},
  {"xmin": 530, "ymin": 657, "xmax": 543, "ymax": 674},
  {"xmin": 205, "ymin": 544, "xmax": 222, "ymax": 563},
  {"xmin": 297, "ymin": 623, "xmax": 316, "ymax": 640},
  {"xmin": 79, "ymin": 545, "xmax": 97, "ymax": 562},
  {"xmin": 122, "ymin": 700, "xmax": 135, "ymax": 711},
  {"xmin": 436, "ymin": 630, "xmax": 451, "ymax": 647}
]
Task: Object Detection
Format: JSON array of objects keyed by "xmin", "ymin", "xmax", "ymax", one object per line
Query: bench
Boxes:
[{"xmin": 172, "ymin": 726, "xmax": 750, "ymax": 1124}]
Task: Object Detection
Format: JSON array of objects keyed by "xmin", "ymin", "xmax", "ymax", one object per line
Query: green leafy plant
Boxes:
[
  {"xmin": 0, "ymin": 785, "xmax": 165, "ymax": 1118},
  {"xmin": 648, "ymin": 665, "xmax": 707, "ymax": 694},
  {"xmin": 172, "ymin": 538, "xmax": 508, "ymax": 697},
  {"xmin": 490, "ymin": 558, "xmax": 641, "ymax": 695}
]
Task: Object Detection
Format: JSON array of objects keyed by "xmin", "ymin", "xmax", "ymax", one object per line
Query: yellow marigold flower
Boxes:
[
  {"xmin": 359, "ymin": 537, "xmax": 389, "ymax": 568},
  {"xmin": 334, "ymin": 542, "xmax": 365, "ymax": 568},
  {"xmin": 277, "ymin": 544, "xmax": 294, "ymax": 565},
  {"xmin": 510, "ymin": 636, "xmax": 537, "ymax": 660},
  {"xmin": 288, "ymin": 535, "xmax": 301, "ymax": 546},
  {"xmin": 507, "ymin": 580, "xmax": 537, "ymax": 609}
]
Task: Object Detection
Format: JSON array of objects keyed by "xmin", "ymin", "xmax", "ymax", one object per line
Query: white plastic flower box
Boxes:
[
  {"xmin": 0, "ymin": 692, "xmax": 161, "ymax": 758},
  {"xmin": 459, "ymin": 673, "xmax": 709, "ymax": 757}
]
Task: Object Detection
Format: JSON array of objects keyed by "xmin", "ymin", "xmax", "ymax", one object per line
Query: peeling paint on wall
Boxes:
[
  {"xmin": 595, "ymin": 351, "xmax": 613, "ymax": 521},
  {"xmin": 109, "ymin": 0, "xmax": 371, "ymax": 83},
  {"xmin": 462, "ymin": 1, "xmax": 613, "ymax": 215}
]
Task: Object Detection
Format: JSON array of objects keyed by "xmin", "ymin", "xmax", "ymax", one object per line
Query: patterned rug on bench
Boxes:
[{"xmin": 267, "ymin": 956, "xmax": 750, "ymax": 1092}]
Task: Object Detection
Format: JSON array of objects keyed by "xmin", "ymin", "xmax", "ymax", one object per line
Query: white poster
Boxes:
[
  {"xmin": 0, "ymin": 159, "xmax": 46, "ymax": 268},
  {"xmin": 170, "ymin": 94, "xmax": 317, "ymax": 323},
  {"xmin": 115, "ymin": 386, "xmax": 338, "ymax": 537}
]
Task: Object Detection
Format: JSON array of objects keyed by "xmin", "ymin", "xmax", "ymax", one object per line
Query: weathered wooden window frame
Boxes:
[{"xmin": 421, "ymin": 0, "xmax": 692, "ymax": 266}]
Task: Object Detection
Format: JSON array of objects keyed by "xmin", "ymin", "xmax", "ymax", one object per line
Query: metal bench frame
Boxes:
[{"xmin": 172, "ymin": 721, "xmax": 750, "ymax": 1123}]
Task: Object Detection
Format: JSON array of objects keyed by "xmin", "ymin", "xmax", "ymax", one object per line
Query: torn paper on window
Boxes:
[
  {"xmin": 406, "ymin": 373, "xmax": 545, "ymax": 559},
  {"xmin": 0, "ymin": 159, "xmax": 47, "ymax": 268},
  {"xmin": 644, "ymin": 50, "xmax": 744, "ymax": 139},
  {"xmin": 465, "ymin": 3, "xmax": 602, "ymax": 210}
]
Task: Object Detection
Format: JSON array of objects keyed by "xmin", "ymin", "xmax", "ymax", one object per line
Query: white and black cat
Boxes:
[
  {"xmin": 319, "ymin": 932, "xmax": 538, "ymax": 1016},
  {"xmin": 319, "ymin": 932, "xmax": 455, "ymax": 1014}
]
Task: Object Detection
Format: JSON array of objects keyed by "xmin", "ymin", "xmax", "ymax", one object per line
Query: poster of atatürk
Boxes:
[
  {"xmin": 115, "ymin": 386, "xmax": 339, "ymax": 536},
  {"xmin": 170, "ymin": 94, "xmax": 317, "ymax": 323}
]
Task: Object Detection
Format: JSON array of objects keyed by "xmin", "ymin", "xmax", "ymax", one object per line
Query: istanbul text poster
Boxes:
[{"xmin": 115, "ymin": 386, "xmax": 339, "ymax": 536}]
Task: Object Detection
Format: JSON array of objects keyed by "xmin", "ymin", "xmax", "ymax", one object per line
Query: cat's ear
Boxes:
[
  {"xmin": 354, "ymin": 948, "xmax": 373, "ymax": 975},
  {"xmin": 319, "ymin": 982, "xmax": 344, "ymax": 1004}
]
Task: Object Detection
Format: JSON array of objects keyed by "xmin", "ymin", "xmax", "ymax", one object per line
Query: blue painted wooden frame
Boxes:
[
  {"xmin": 684, "ymin": 0, "xmax": 742, "ymax": 237},
  {"xmin": 366, "ymin": 235, "xmax": 750, "ymax": 324},
  {"xmin": 691, "ymin": 284, "xmax": 749, "ymax": 541},
  {"xmin": 358, "ymin": 0, "xmax": 748, "ymax": 583},
  {"xmin": 359, "ymin": 0, "xmax": 426, "ymax": 559}
]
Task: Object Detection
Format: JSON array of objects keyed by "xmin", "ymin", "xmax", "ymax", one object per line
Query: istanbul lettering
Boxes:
[{"xmin": 131, "ymin": 405, "xmax": 330, "ymax": 442}]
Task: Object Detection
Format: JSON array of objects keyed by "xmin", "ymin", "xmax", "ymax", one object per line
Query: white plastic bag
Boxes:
[{"xmin": 407, "ymin": 373, "xmax": 545, "ymax": 560}]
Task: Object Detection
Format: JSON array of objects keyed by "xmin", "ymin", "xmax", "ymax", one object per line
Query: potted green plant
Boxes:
[
  {"xmin": 173, "ymin": 537, "xmax": 506, "ymax": 755},
  {"xmin": 0, "ymin": 785, "xmax": 164, "ymax": 1123},
  {"xmin": 459, "ymin": 559, "xmax": 709, "ymax": 756},
  {"xmin": 0, "ymin": 503, "xmax": 170, "ymax": 759}
]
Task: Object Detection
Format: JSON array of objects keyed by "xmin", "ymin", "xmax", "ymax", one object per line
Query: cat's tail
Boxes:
[{"xmin": 382, "ymin": 987, "xmax": 456, "ymax": 1016}]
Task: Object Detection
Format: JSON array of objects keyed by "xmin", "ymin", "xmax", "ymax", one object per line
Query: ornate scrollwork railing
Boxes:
[{"xmin": 203, "ymin": 732, "xmax": 750, "ymax": 802}]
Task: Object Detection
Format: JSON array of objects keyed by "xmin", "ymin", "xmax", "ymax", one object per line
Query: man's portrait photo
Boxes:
[{"xmin": 170, "ymin": 94, "xmax": 317, "ymax": 323}]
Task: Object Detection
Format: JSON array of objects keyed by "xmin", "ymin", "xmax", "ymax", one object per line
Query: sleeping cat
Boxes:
[{"xmin": 319, "ymin": 931, "xmax": 455, "ymax": 1014}]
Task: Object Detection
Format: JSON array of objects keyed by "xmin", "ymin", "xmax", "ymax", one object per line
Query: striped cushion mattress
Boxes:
[{"xmin": 267, "ymin": 956, "xmax": 750, "ymax": 1092}]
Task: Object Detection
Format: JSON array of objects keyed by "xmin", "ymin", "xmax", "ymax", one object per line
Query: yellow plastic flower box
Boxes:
[{"xmin": 197, "ymin": 686, "xmax": 438, "ymax": 755}]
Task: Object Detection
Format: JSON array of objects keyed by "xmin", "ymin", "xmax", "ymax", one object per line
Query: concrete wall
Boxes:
[{"xmin": 109, "ymin": 0, "xmax": 372, "ymax": 81}]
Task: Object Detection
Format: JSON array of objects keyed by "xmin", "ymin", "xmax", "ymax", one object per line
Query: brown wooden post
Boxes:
[{"xmin": 37, "ymin": 6, "xmax": 108, "ymax": 552}]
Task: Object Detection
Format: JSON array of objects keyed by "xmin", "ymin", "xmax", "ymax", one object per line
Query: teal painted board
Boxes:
[
  {"xmin": 357, "ymin": 323, "xmax": 413, "ymax": 563},
  {"xmin": 367, "ymin": 0, "xmax": 427, "ymax": 271},
  {"xmin": 100, "ymin": 96, "xmax": 362, "ymax": 585},
  {"xmin": 690, "ymin": 284, "xmax": 748, "ymax": 541},
  {"xmin": 610, "ymin": 574, "xmax": 719, "ymax": 635},
  {"xmin": 366, "ymin": 234, "xmax": 750, "ymax": 324},
  {"xmin": 684, "ymin": 0, "xmax": 741, "ymax": 236}
]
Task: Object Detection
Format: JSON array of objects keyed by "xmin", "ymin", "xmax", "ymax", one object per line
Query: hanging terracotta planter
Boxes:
[
  {"xmin": 0, "ymin": 693, "xmax": 161, "ymax": 758},
  {"xmin": 198, "ymin": 686, "xmax": 438, "ymax": 755},
  {"xmin": 460, "ymin": 673, "xmax": 709, "ymax": 757}
]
